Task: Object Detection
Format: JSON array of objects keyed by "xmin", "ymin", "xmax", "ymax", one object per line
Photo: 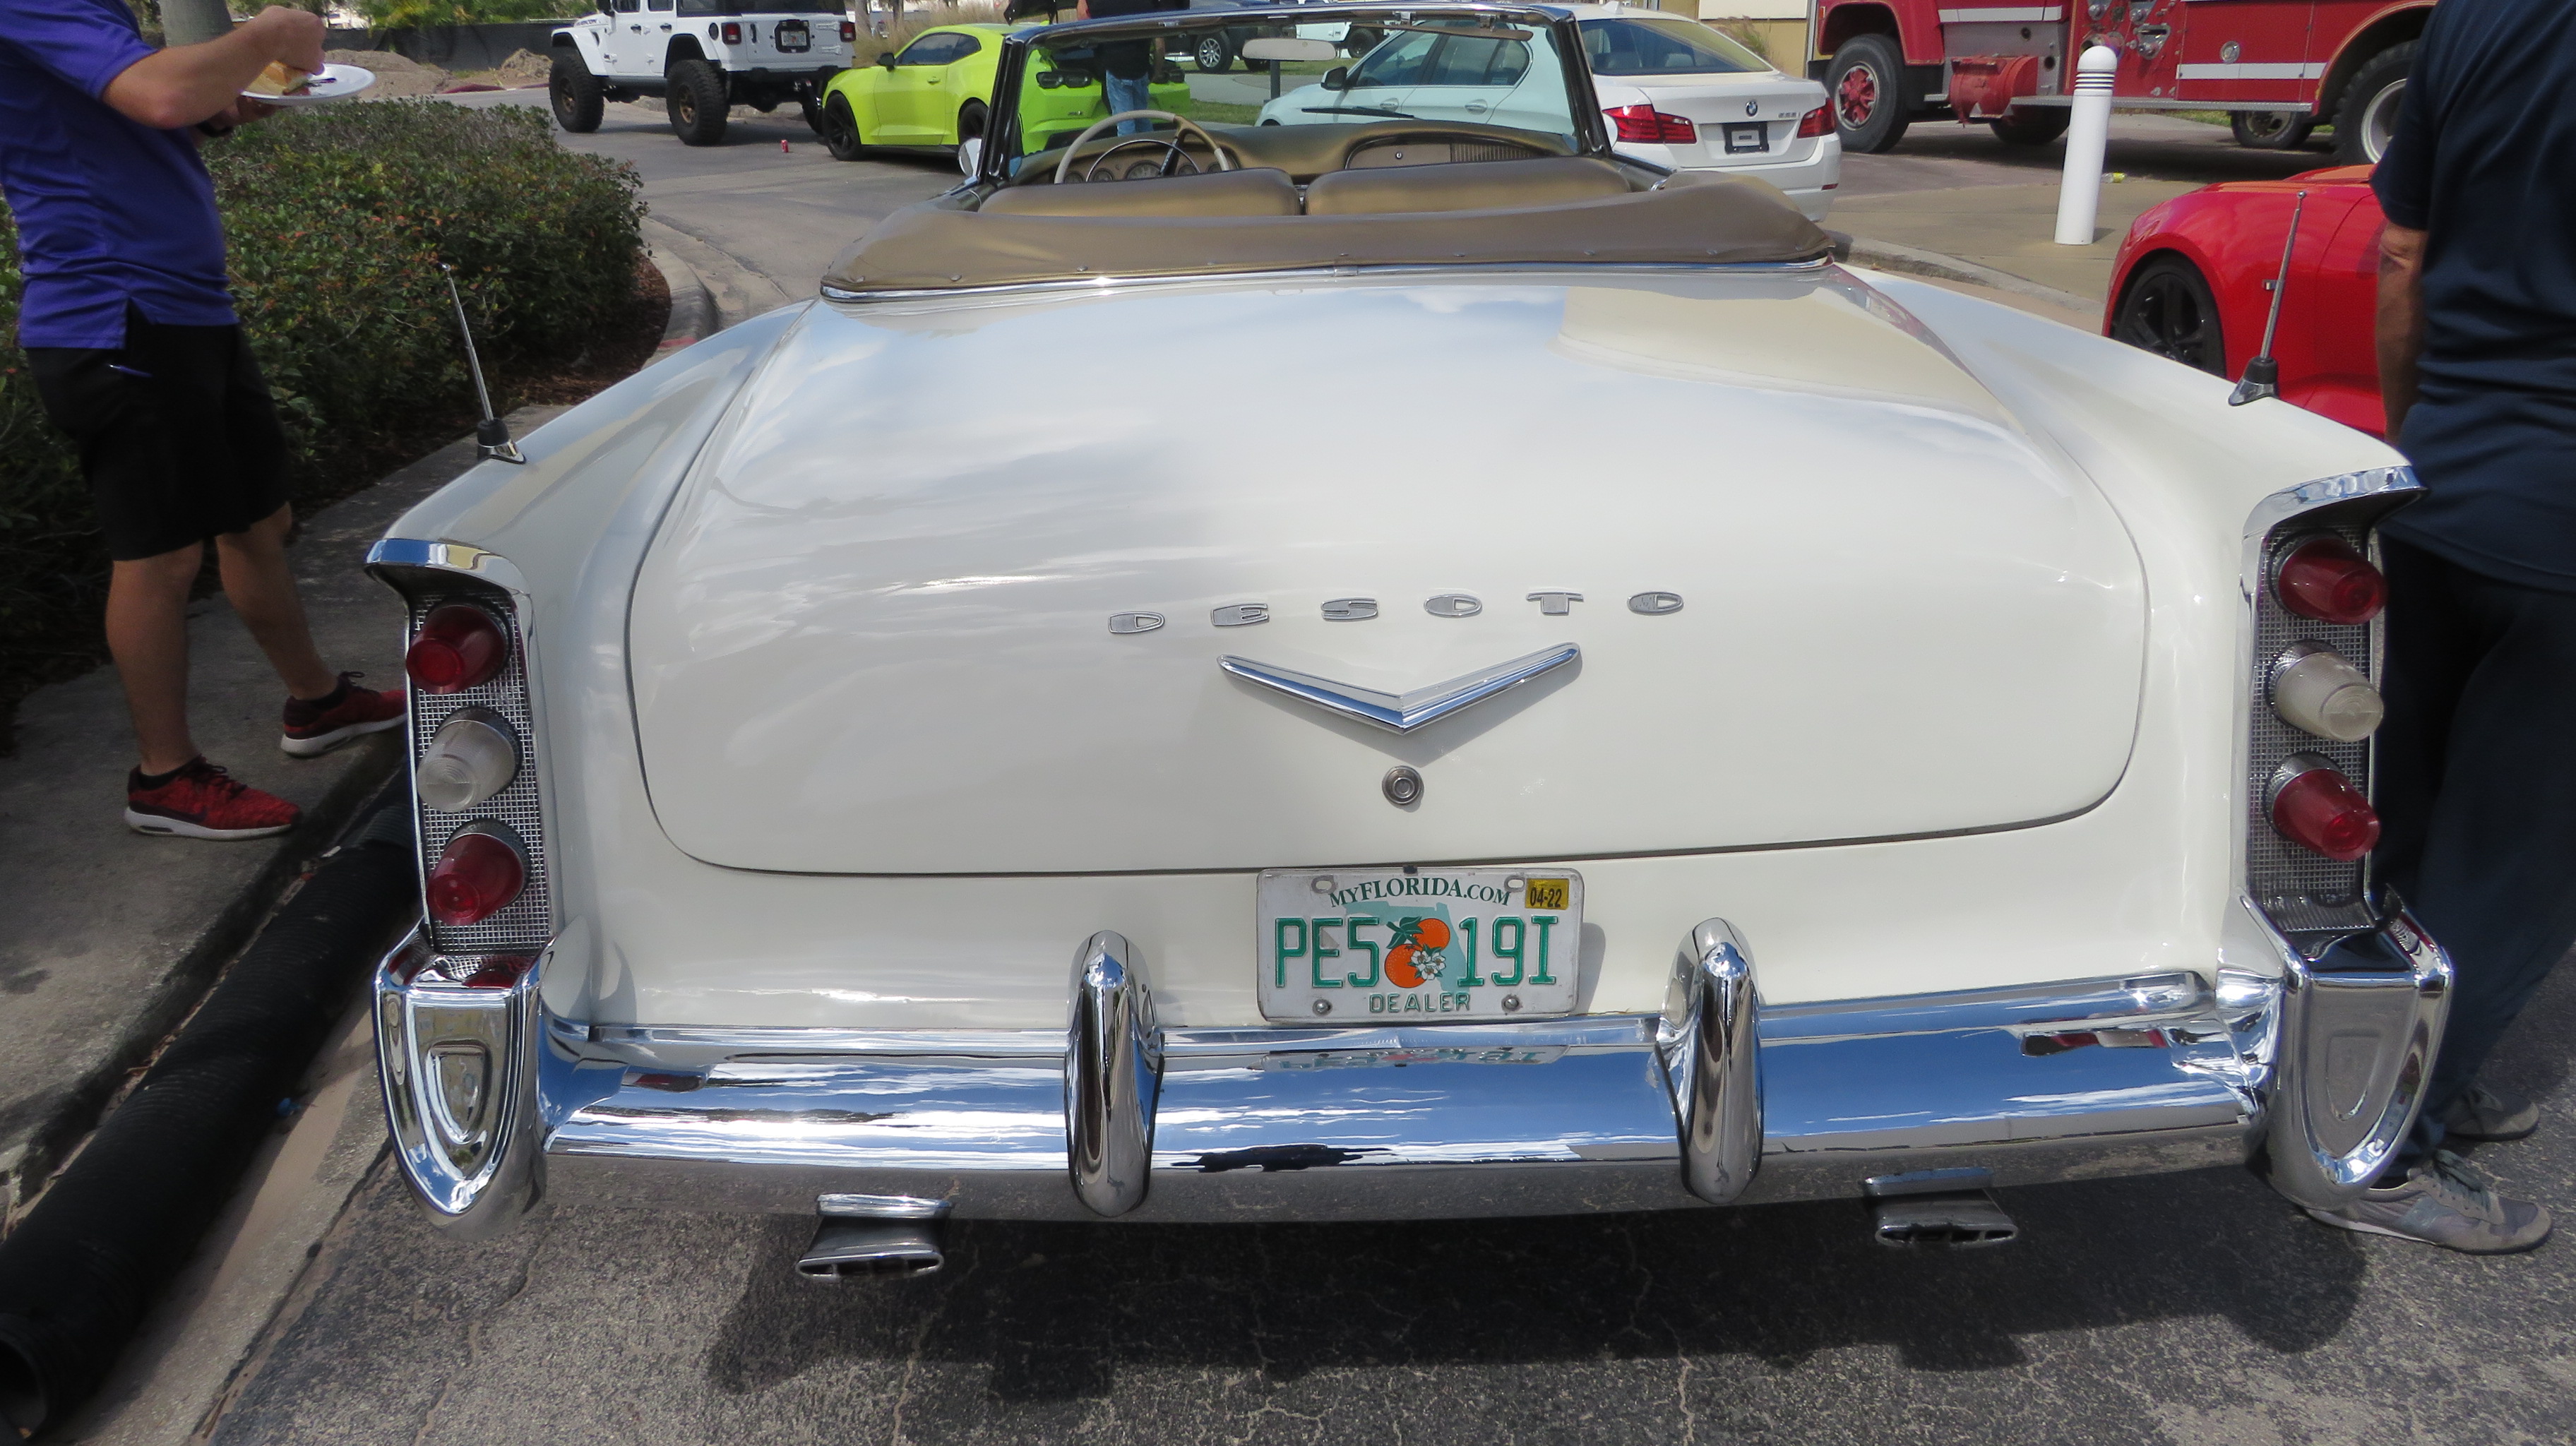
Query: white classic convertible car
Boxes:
[{"xmin": 371, "ymin": 4, "xmax": 2446, "ymax": 1274}]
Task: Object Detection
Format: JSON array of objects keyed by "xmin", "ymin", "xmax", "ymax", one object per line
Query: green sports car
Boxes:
[{"xmin": 821, "ymin": 23, "xmax": 1189, "ymax": 174}]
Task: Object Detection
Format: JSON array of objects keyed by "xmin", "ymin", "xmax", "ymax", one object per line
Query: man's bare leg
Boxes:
[
  {"xmin": 107, "ymin": 542, "xmax": 209, "ymax": 776},
  {"xmin": 214, "ymin": 503, "xmax": 339, "ymax": 703}
]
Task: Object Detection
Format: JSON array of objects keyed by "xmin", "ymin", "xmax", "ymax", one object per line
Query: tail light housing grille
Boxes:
[
  {"xmin": 2243, "ymin": 471, "xmax": 2415, "ymax": 955},
  {"xmin": 368, "ymin": 543, "xmax": 554, "ymax": 955}
]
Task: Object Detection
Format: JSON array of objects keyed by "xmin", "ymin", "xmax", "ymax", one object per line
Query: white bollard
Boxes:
[{"xmin": 2053, "ymin": 46, "xmax": 2121, "ymax": 246}]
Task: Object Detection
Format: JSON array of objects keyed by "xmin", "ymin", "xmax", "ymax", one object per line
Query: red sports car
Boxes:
[{"xmin": 2105, "ymin": 165, "xmax": 2386, "ymax": 438}]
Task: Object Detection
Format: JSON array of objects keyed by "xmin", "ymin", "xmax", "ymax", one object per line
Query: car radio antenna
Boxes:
[
  {"xmin": 2229, "ymin": 190, "xmax": 2306, "ymax": 407},
  {"xmin": 440, "ymin": 263, "xmax": 525, "ymax": 463}
]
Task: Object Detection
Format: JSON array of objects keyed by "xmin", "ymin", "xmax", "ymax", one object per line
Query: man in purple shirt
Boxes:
[{"xmin": 1, "ymin": 2, "xmax": 404, "ymax": 841}]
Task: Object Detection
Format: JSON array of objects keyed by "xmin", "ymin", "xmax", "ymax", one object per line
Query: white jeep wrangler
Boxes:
[{"xmin": 550, "ymin": 0, "xmax": 855, "ymax": 145}]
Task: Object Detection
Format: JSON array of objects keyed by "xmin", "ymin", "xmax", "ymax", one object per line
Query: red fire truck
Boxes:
[{"xmin": 1808, "ymin": 0, "xmax": 2433, "ymax": 164}]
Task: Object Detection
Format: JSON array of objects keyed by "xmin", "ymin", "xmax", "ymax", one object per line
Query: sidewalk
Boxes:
[
  {"xmin": 0, "ymin": 405, "xmax": 560, "ymax": 1220},
  {"xmin": 1834, "ymin": 178, "xmax": 2203, "ymax": 309}
]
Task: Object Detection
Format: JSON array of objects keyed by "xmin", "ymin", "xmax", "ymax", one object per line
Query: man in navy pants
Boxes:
[
  {"xmin": 1, "ymin": 3, "xmax": 405, "ymax": 841},
  {"xmin": 2302, "ymin": 0, "xmax": 2576, "ymax": 1254}
]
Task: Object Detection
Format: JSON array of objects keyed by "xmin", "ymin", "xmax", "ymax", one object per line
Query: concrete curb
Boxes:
[
  {"xmin": 1845, "ymin": 235, "xmax": 2100, "ymax": 318},
  {"xmin": 641, "ymin": 215, "xmax": 793, "ymax": 332},
  {"xmin": 648, "ymin": 239, "xmax": 719, "ymax": 353}
]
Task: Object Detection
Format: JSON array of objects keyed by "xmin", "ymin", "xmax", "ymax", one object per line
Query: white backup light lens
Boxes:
[
  {"xmin": 2270, "ymin": 645, "xmax": 2385, "ymax": 742},
  {"xmin": 417, "ymin": 709, "xmax": 520, "ymax": 811}
]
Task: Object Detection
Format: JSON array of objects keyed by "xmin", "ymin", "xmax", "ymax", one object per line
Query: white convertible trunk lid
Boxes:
[{"xmin": 629, "ymin": 275, "xmax": 2145, "ymax": 874}]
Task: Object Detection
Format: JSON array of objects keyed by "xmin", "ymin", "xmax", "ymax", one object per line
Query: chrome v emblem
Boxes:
[{"xmin": 1217, "ymin": 644, "xmax": 1579, "ymax": 734}]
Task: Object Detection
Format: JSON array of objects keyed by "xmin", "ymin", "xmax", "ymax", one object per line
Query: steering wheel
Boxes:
[{"xmin": 1054, "ymin": 110, "xmax": 1236, "ymax": 184}]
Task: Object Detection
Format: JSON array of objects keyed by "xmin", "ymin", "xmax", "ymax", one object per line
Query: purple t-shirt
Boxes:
[{"xmin": 0, "ymin": 0, "xmax": 235, "ymax": 348}]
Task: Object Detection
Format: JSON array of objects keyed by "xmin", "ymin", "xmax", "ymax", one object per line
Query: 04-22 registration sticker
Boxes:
[{"xmin": 1255, "ymin": 867, "xmax": 1583, "ymax": 1022}]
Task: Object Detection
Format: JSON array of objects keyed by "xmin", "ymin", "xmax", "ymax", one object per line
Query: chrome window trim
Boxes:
[{"xmin": 820, "ymin": 258, "xmax": 1836, "ymax": 305}]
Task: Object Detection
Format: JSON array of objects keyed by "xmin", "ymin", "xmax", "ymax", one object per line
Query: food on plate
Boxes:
[
  {"xmin": 366, "ymin": 4, "xmax": 2449, "ymax": 1272},
  {"xmin": 245, "ymin": 61, "xmax": 312, "ymax": 97}
]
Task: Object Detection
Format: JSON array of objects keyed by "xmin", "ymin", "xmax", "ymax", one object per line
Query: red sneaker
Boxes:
[
  {"xmin": 281, "ymin": 672, "xmax": 406, "ymax": 758},
  {"xmin": 125, "ymin": 758, "xmax": 302, "ymax": 840}
]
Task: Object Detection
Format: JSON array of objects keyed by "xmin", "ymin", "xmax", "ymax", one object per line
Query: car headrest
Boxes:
[{"xmin": 982, "ymin": 167, "xmax": 1303, "ymax": 218}]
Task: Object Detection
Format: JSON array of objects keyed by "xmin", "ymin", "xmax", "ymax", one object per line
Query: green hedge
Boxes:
[{"xmin": 0, "ymin": 100, "xmax": 643, "ymax": 704}]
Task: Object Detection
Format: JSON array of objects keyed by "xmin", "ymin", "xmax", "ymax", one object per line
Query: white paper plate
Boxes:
[{"xmin": 241, "ymin": 64, "xmax": 376, "ymax": 107}]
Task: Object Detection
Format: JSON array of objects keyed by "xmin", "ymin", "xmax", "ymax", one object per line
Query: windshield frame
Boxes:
[{"xmin": 975, "ymin": 4, "xmax": 1611, "ymax": 187}]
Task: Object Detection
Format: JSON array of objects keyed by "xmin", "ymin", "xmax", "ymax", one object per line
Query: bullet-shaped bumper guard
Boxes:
[{"xmin": 374, "ymin": 903, "xmax": 2451, "ymax": 1231}]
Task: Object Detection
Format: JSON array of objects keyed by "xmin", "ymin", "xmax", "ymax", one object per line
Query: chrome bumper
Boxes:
[{"xmin": 374, "ymin": 902, "xmax": 2448, "ymax": 1233}]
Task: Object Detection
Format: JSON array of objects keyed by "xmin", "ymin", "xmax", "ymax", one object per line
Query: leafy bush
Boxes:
[{"xmin": 0, "ymin": 99, "xmax": 642, "ymax": 711}]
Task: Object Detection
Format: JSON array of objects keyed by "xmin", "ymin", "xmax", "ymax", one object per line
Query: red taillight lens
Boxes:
[
  {"xmin": 722, "ymin": 21, "xmax": 742, "ymax": 43},
  {"xmin": 2270, "ymin": 763, "xmax": 2381, "ymax": 861},
  {"xmin": 1796, "ymin": 104, "xmax": 1830, "ymax": 138},
  {"xmin": 1605, "ymin": 103, "xmax": 1696, "ymax": 143},
  {"xmin": 405, "ymin": 604, "xmax": 508, "ymax": 694},
  {"xmin": 427, "ymin": 827, "xmax": 527, "ymax": 926},
  {"xmin": 840, "ymin": 19, "xmax": 856, "ymax": 41},
  {"xmin": 2274, "ymin": 537, "xmax": 2387, "ymax": 624}
]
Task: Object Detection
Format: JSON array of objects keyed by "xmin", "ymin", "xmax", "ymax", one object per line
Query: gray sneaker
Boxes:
[
  {"xmin": 2305, "ymin": 1152, "xmax": 2552, "ymax": 1253},
  {"xmin": 2443, "ymin": 1082, "xmax": 2540, "ymax": 1142}
]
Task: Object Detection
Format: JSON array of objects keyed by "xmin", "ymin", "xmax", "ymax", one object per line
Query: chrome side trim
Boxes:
[
  {"xmin": 1217, "ymin": 644, "xmax": 1578, "ymax": 734},
  {"xmin": 2250, "ymin": 896, "xmax": 2452, "ymax": 1209},
  {"xmin": 374, "ymin": 926, "xmax": 549, "ymax": 1239},
  {"xmin": 1066, "ymin": 931, "xmax": 1160, "ymax": 1217},
  {"xmin": 1660, "ymin": 919, "xmax": 1761, "ymax": 1205},
  {"xmin": 364, "ymin": 537, "xmax": 532, "ymax": 601}
]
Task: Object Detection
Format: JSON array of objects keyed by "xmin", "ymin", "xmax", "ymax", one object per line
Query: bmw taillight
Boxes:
[
  {"xmin": 722, "ymin": 20, "xmax": 743, "ymax": 44},
  {"xmin": 405, "ymin": 604, "xmax": 509, "ymax": 693},
  {"xmin": 1606, "ymin": 104, "xmax": 1697, "ymax": 144},
  {"xmin": 1796, "ymin": 104, "xmax": 1830, "ymax": 138},
  {"xmin": 427, "ymin": 823, "xmax": 529, "ymax": 926},
  {"xmin": 840, "ymin": 19, "xmax": 856, "ymax": 41},
  {"xmin": 2274, "ymin": 535, "xmax": 2387, "ymax": 624},
  {"xmin": 2269, "ymin": 755, "xmax": 2381, "ymax": 861}
]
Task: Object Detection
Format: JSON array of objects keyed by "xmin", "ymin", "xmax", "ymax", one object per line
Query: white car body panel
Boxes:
[
  {"xmin": 388, "ymin": 273, "xmax": 2404, "ymax": 1036},
  {"xmin": 628, "ymin": 279, "xmax": 2144, "ymax": 876}
]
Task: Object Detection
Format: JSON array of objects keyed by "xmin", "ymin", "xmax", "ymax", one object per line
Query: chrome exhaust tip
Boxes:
[
  {"xmin": 1868, "ymin": 1190, "xmax": 2018, "ymax": 1248},
  {"xmin": 797, "ymin": 1218, "xmax": 946, "ymax": 1280},
  {"xmin": 1863, "ymin": 1168, "xmax": 2017, "ymax": 1248}
]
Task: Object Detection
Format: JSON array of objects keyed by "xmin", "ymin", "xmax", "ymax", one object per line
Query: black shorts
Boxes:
[{"xmin": 26, "ymin": 309, "xmax": 292, "ymax": 562}]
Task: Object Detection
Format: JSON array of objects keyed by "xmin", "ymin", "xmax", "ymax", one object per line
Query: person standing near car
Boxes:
[
  {"xmin": 0, "ymin": 2, "xmax": 407, "ymax": 842},
  {"xmin": 2300, "ymin": 0, "xmax": 2576, "ymax": 1254},
  {"xmin": 1077, "ymin": 0, "xmax": 1181, "ymax": 134}
]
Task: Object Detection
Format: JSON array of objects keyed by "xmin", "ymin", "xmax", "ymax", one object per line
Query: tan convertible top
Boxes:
[{"xmin": 823, "ymin": 167, "xmax": 1830, "ymax": 296}]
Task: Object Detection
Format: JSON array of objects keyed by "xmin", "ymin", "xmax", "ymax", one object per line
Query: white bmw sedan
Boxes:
[{"xmin": 1259, "ymin": 1, "xmax": 1838, "ymax": 218}]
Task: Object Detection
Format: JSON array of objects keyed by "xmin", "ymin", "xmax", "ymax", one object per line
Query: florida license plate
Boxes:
[
  {"xmin": 774, "ymin": 19, "xmax": 811, "ymax": 51},
  {"xmin": 1724, "ymin": 121, "xmax": 1767, "ymax": 153},
  {"xmin": 1256, "ymin": 867, "xmax": 1584, "ymax": 1023}
]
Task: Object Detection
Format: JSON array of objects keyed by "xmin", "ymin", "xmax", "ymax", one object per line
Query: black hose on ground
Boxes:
[{"xmin": 0, "ymin": 799, "xmax": 416, "ymax": 1440}]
